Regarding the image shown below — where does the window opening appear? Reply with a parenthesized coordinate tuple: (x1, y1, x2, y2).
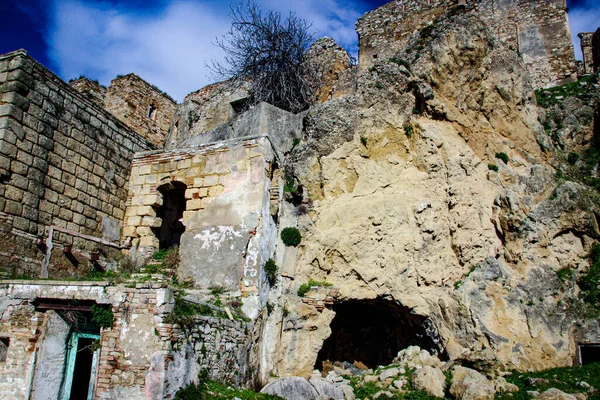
(0, 338, 9, 362)
(230, 98, 250, 115)
(156, 181, 187, 249)
(147, 104, 157, 120)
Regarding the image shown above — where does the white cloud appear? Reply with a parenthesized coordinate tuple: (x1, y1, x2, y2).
(568, 0, 600, 61)
(47, 0, 365, 102)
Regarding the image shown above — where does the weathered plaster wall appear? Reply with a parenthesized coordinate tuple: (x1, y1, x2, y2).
(356, 0, 577, 88)
(0, 281, 253, 399)
(123, 137, 279, 305)
(104, 74, 177, 148)
(0, 50, 155, 278)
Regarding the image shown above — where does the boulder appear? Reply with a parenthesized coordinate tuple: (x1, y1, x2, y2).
(395, 346, 443, 368)
(494, 377, 519, 393)
(261, 377, 319, 400)
(450, 366, 495, 400)
(536, 388, 578, 400)
(412, 366, 447, 398)
(309, 376, 345, 400)
(379, 367, 400, 381)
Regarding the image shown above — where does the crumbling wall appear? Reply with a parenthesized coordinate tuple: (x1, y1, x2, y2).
(356, 0, 576, 88)
(0, 50, 154, 278)
(123, 137, 279, 303)
(104, 73, 177, 148)
(69, 77, 107, 108)
(0, 281, 253, 399)
(164, 81, 249, 149)
(593, 28, 600, 74)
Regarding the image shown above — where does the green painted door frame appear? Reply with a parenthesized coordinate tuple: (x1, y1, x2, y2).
(60, 332, 101, 400)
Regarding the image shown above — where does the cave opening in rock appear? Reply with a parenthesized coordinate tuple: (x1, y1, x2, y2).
(156, 181, 187, 249)
(579, 344, 600, 365)
(315, 298, 443, 370)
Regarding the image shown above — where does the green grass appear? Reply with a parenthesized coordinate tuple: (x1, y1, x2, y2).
(495, 152, 509, 164)
(495, 363, 600, 400)
(404, 123, 414, 138)
(175, 372, 283, 400)
(535, 75, 597, 108)
(297, 279, 332, 297)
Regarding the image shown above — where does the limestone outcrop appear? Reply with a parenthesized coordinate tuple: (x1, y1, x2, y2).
(260, 8, 600, 380)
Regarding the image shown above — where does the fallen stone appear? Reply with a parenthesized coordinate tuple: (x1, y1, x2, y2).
(339, 384, 356, 400)
(260, 377, 319, 400)
(412, 366, 447, 398)
(364, 375, 378, 383)
(450, 366, 495, 400)
(379, 367, 400, 381)
(309, 376, 345, 400)
(536, 388, 578, 400)
(494, 377, 519, 393)
(393, 378, 408, 390)
(374, 391, 394, 399)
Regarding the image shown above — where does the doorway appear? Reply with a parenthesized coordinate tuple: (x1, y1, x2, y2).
(156, 181, 187, 249)
(60, 332, 100, 400)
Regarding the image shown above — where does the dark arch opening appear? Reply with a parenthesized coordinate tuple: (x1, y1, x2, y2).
(315, 298, 444, 370)
(156, 181, 187, 249)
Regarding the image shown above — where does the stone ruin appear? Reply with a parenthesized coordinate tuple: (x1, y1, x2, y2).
(356, 0, 577, 88)
(0, 1, 598, 399)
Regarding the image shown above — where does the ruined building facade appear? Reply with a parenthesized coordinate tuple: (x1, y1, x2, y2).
(356, 0, 577, 88)
(0, 1, 598, 399)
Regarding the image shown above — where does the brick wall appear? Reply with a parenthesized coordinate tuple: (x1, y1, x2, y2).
(0, 50, 155, 277)
(104, 74, 177, 148)
(0, 281, 254, 399)
(356, 0, 577, 88)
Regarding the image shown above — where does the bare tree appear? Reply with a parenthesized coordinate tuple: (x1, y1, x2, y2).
(210, 1, 316, 113)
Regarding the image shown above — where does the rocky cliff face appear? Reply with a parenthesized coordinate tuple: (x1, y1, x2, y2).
(260, 10, 600, 381)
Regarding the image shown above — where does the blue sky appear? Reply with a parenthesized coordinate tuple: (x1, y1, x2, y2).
(1, 0, 598, 102)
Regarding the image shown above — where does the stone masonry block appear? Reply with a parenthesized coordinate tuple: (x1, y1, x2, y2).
(193, 178, 204, 187)
(186, 199, 203, 211)
(122, 226, 138, 237)
(127, 216, 142, 226)
(143, 194, 162, 207)
(141, 216, 162, 228)
(139, 235, 159, 248)
(0, 104, 23, 121)
(177, 159, 192, 169)
(136, 206, 155, 217)
(136, 226, 154, 237)
(204, 175, 218, 186)
(185, 188, 199, 199)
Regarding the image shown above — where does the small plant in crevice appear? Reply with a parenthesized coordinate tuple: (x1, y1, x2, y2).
(91, 304, 114, 329)
(360, 136, 368, 147)
(265, 302, 274, 314)
(164, 292, 215, 338)
(578, 242, 600, 316)
(283, 175, 297, 193)
(264, 258, 278, 286)
(297, 279, 332, 297)
(291, 138, 301, 149)
(209, 286, 225, 296)
(495, 152, 509, 164)
(556, 267, 574, 282)
(488, 163, 499, 172)
(403, 123, 414, 138)
(280, 227, 301, 247)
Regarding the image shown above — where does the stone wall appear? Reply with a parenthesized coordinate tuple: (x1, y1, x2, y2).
(123, 137, 279, 306)
(69, 77, 107, 108)
(104, 74, 177, 148)
(0, 50, 155, 278)
(593, 28, 600, 74)
(0, 281, 253, 399)
(356, 0, 577, 88)
(164, 81, 249, 149)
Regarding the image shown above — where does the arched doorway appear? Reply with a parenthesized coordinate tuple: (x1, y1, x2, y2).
(155, 181, 187, 249)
